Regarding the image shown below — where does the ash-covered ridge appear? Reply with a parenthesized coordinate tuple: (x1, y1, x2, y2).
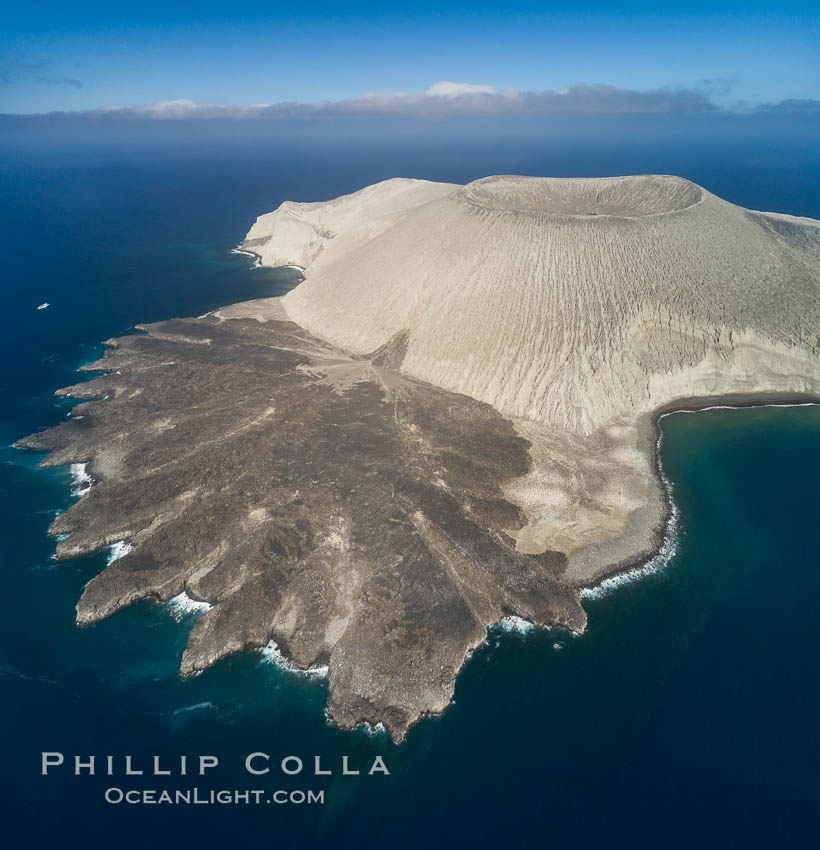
(19, 174, 820, 738)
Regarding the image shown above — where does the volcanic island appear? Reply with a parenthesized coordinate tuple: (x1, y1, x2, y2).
(18, 175, 820, 739)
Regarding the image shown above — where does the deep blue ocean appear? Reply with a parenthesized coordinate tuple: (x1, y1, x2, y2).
(1, 127, 819, 848)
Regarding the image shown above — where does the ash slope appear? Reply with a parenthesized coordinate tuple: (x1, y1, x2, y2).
(18, 174, 820, 738)
(263, 175, 820, 432)
(243, 175, 820, 583)
(18, 314, 583, 739)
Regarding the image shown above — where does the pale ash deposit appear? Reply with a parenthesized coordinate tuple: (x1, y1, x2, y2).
(244, 175, 820, 582)
(19, 175, 820, 739)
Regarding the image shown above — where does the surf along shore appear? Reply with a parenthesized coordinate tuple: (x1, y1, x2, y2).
(17, 175, 820, 738)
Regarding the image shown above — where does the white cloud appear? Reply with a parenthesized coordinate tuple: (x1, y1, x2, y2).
(425, 81, 498, 97)
(95, 98, 275, 118)
(98, 98, 202, 116)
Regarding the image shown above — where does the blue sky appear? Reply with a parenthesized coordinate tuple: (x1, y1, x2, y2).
(1, 1, 818, 114)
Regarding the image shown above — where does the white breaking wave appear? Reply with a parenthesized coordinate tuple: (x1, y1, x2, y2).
(69, 463, 93, 497)
(260, 641, 328, 678)
(487, 615, 574, 647)
(359, 720, 388, 737)
(581, 536, 677, 599)
(496, 615, 536, 635)
(166, 592, 213, 622)
(581, 419, 681, 600)
(106, 541, 133, 563)
(231, 246, 305, 272)
(673, 401, 818, 414)
(579, 400, 819, 600)
(321, 710, 386, 736)
(231, 246, 261, 268)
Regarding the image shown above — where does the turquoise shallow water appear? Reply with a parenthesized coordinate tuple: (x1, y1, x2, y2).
(1, 140, 819, 848)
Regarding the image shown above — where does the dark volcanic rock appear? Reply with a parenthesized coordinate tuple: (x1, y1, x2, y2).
(17, 312, 585, 739)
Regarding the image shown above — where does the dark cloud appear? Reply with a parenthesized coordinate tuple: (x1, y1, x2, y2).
(695, 77, 739, 98)
(755, 98, 820, 115)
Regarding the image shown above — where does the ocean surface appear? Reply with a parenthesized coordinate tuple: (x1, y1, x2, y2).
(1, 132, 819, 848)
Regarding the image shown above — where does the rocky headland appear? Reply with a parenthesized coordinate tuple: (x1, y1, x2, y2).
(18, 174, 820, 738)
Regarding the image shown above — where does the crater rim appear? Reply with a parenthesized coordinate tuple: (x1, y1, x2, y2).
(458, 174, 705, 219)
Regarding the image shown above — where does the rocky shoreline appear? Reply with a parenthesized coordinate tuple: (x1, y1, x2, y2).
(17, 312, 587, 739)
(17, 174, 820, 739)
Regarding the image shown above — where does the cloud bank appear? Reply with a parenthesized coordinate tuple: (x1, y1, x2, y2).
(91, 82, 718, 119)
(755, 98, 820, 115)
(6, 81, 818, 120)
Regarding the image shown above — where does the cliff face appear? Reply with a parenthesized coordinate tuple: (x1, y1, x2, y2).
(18, 175, 820, 739)
(242, 177, 458, 270)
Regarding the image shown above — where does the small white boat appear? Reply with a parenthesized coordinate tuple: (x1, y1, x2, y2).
(37, 302, 50, 310)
